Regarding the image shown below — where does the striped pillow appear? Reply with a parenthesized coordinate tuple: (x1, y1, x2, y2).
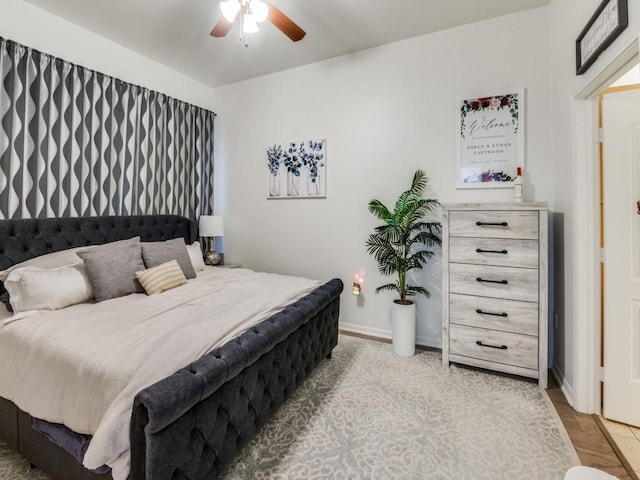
(136, 260, 187, 295)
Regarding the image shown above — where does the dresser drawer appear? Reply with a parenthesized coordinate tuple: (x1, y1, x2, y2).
(449, 210, 539, 239)
(449, 293, 538, 336)
(449, 237, 538, 268)
(449, 324, 538, 371)
(449, 263, 538, 302)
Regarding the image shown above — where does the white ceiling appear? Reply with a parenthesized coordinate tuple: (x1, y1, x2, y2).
(25, 0, 551, 88)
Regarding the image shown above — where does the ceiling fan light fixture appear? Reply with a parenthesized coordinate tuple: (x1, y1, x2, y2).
(210, 0, 305, 43)
(249, 0, 269, 23)
(242, 13, 259, 33)
(220, 0, 240, 22)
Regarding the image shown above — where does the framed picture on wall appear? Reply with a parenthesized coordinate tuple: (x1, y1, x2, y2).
(576, 0, 628, 75)
(267, 139, 327, 199)
(455, 87, 525, 189)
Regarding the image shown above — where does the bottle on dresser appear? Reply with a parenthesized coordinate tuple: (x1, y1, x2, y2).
(513, 166, 524, 202)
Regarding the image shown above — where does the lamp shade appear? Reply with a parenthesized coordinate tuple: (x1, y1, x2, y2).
(250, 0, 269, 22)
(242, 13, 259, 33)
(220, 0, 240, 22)
(199, 215, 224, 237)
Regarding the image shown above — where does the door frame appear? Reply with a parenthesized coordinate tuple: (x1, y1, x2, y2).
(572, 40, 639, 414)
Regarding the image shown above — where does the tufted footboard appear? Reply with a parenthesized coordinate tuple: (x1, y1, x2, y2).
(130, 278, 343, 480)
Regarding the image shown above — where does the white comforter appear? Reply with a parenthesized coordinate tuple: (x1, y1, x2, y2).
(0, 267, 321, 479)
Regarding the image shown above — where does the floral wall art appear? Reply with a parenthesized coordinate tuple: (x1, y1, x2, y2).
(267, 139, 326, 199)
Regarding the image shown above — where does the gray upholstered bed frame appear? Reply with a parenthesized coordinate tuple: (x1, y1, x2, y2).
(0, 215, 343, 480)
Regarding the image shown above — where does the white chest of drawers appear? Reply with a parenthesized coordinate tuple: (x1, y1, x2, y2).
(441, 203, 548, 387)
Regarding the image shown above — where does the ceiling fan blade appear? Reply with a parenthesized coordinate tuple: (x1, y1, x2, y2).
(210, 16, 234, 37)
(265, 2, 306, 42)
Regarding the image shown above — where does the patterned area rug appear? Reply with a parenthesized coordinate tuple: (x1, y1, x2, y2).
(223, 335, 579, 479)
(0, 335, 578, 480)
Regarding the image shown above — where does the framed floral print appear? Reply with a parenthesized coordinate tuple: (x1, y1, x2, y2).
(456, 88, 525, 189)
(267, 139, 326, 199)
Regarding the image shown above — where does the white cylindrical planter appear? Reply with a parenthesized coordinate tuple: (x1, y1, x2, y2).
(391, 301, 416, 357)
(564, 467, 618, 480)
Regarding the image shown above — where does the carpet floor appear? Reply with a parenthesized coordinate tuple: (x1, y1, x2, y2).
(0, 335, 579, 480)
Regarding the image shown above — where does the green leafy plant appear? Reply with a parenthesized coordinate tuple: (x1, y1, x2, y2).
(366, 170, 442, 305)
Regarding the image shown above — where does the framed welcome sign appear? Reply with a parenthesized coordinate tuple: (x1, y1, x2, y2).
(455, 88, 525, 189)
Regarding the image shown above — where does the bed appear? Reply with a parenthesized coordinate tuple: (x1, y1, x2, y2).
(0, 214, 343, 480)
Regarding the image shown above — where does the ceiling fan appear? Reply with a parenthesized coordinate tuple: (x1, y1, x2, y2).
(210, 0, 306, 42)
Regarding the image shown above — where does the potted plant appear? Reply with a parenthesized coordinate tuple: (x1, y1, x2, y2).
(366, 170, 441, 357)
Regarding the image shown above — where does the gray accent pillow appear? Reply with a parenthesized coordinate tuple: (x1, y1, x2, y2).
(140, 238, 196, 279)
(77, 237, 146, 302)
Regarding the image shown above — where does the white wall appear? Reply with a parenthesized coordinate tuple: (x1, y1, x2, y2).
(0, 0, 216, 111)
(215, 8, 553, 347)
(548, 0, 640, 408)
(612, 64, 640, 86)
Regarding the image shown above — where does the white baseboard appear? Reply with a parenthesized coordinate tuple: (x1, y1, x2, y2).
(415, 335, 437, 348)
(552, 364, 575, 408)
(339, 322, 391, 340)
(338, 322, 438, 349)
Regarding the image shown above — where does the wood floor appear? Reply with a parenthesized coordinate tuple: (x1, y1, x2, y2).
(340, 331, 637, 479)
(547, 375, 638, 480)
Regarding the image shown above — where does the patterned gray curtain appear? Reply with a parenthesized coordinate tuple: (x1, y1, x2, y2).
(0, 37, 215, 220)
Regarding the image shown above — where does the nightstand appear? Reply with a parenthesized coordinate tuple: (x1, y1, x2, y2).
(217, 263, 241, 269)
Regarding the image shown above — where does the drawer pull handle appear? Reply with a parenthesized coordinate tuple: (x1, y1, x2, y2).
(476, 277, 508, 285)
(475, 221, 508, 227)
(476, 248, 508, 254)
(476, 340, 508, 350)
(476, 309, 508, 317)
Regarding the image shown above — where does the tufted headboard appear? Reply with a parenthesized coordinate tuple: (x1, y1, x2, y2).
(0, 215, 198, 275)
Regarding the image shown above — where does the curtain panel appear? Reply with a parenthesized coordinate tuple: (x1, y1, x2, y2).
(0, 37, 215, 220)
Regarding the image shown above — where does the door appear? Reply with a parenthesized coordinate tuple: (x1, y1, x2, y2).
(602, 85, 640, 427)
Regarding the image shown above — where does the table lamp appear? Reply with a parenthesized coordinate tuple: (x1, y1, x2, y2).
(198, 215, 224, 266)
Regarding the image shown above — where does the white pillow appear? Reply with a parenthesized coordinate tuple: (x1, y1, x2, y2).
(4, 264, 94, 314)
(0, 246, 85, 282)
(187, 242, 206, 272)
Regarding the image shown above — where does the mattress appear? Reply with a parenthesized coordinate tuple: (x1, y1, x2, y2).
(0, 267, 321, 480)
